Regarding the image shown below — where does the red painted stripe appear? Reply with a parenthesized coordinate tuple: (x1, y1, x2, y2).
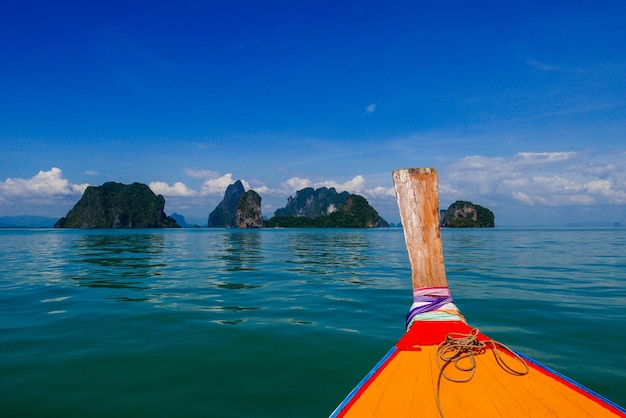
(397, 320, 485, 348)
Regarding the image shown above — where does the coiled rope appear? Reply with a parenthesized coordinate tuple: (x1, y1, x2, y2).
(435, 328, 529, 418)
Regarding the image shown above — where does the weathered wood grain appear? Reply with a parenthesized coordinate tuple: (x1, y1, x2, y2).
(392, 168, 448, 289)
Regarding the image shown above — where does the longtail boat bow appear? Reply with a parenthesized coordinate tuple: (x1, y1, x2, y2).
(330, 168, 626, 418)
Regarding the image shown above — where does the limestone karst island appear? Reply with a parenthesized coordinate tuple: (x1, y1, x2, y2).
(54, 182, 179, 228)
(441, 200, 495, 228)
(208, 180, 389, 228)
(54, 179, 494, 228)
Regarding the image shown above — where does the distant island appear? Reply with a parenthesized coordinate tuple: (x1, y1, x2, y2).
(266, 186, 388, 228)
(207, 182, 388, 228)
(54, 182, 179, 228)
(207, 180, 263, 228)
(45, 179, 388, 229)
(265, 192, 388, 228)
(0, 216, 58, 228)
(1, 179, 525, 230)
(441, 200, 495, 228)
(7, 182, 626, 228)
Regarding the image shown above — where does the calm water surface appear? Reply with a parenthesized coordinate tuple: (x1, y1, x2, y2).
(1, 228, 625, 417)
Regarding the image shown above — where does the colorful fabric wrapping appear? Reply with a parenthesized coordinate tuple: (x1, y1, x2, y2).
(406, 286, 464, 328)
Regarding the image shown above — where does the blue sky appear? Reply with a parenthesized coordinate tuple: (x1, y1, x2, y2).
(1, 1, 625, 226)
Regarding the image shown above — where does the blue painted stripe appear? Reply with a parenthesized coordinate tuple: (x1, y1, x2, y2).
(328, 346, 398, 418)
(515, 350, 626, 415)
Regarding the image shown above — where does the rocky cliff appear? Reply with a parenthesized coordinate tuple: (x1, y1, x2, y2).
(54, 182, 179, 228)
(237, 190, 263, 228)
(208, 181, 264, 228)
(207, 180, 245, 227)
(331, 194, 389, 228)
(266, 188, 388, 228)
(274, 187, 350, 218)
(441, 200, 494, 228)
(170, 212, 189, 227)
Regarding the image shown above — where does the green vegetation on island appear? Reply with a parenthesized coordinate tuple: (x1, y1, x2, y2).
(55, 182, 179, 228)
(274, 187, 351, 218)
(441, 200, 495, 228)
(265, 194, 388, 228)
(49, 178, 494, 230)
(208, 182, 388, 228)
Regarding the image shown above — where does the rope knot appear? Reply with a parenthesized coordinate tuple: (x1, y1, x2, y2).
(435, 328, 529, 418)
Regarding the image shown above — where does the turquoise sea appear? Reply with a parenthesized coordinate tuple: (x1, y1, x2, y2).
(1, 227, 625, 417)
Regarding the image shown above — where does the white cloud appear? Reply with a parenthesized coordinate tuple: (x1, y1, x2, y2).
(442, 151, 626, 207)
(149, 181, 197, 197)
(315, 175, 366, 193)
(282, 177, 313, 193)
(277, 175, 394, 200)
(516, 151, 576, 164)
(365, 186, 396, 198)
(279, 175, 382, 195)
(200, 173, 250, 195)
(5, 154, 622, 223)
(0, 167, 88, 198)
(184, 168, 220, 179)
(151, 173, 262, 199)
(150, 171, 254, 198)
(0, 168, 90, 216)
(251, 185, 270, 194)
(262, 174, 395, 216)
(512, 191, 535, 205)
(365, 103, 376, 114)
(526, 59, 560, 72)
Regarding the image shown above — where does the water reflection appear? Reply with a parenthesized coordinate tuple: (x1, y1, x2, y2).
(283, 231, 371, 281)
(62, 230, 270, 323)
(71, 232, 166, 290)
(442, 229, 498, 273)
(216, 283, 262, 290)
(215, 230, 262, 271)
(12, 229, 399, 325)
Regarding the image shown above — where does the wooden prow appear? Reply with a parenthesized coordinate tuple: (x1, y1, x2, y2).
(392, 168, 448, 289)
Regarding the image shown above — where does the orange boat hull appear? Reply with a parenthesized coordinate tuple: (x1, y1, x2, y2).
(331, 321, 626, 418)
